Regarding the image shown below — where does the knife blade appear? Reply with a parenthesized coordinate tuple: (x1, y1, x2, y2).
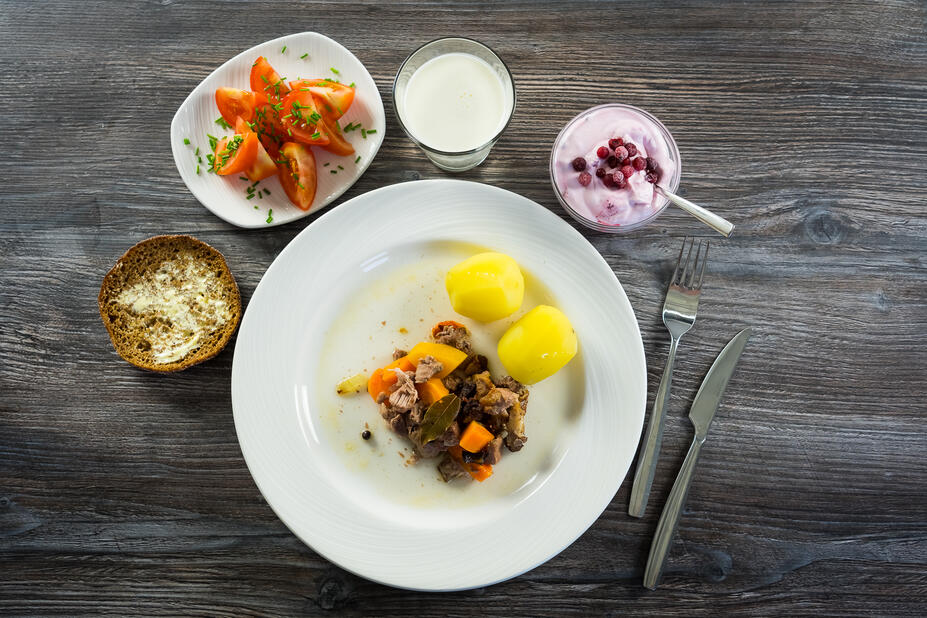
(643, 327, 752, 590)
(688, 327, 752, 439)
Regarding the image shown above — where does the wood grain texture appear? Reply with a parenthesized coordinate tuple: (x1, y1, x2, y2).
(1, 0, 926, 614)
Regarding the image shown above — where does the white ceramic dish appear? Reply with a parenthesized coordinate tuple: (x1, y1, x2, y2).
(170, 32, 385, 229)
(231, 179, 646, 590)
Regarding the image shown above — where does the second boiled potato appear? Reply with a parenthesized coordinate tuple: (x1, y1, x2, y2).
(446, 252, 525, 322)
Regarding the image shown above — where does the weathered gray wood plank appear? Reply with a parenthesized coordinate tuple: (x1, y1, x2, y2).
(1, 0, 926, 615)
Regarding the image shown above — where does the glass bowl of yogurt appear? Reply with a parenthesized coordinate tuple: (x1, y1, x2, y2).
(550, 104, 681, 233)
(393, 37, 516, 172)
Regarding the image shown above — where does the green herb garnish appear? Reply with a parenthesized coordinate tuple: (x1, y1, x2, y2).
(266, 209, 273, 224)
(183, 138, 190, 145)
(215, 116, 232, 130)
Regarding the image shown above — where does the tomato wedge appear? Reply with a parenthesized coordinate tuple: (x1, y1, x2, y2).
(317, 113, 355, 156)
(235, 118, 277, 181)
(251, 103, 286, 158)
(212, 131, 258, 176)
(279, 90, 330, 146)
(215, 88, 267, 125)
(250, 56, 291, 101)
(277, 142, 317, 211)
(289, 79, 355, 119)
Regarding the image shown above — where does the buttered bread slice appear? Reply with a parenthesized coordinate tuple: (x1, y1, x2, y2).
(99, 235, 242, 372)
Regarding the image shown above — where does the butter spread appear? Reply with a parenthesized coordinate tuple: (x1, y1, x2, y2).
(116, 255, 232, 364)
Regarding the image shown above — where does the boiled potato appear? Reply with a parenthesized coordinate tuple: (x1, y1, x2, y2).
(497, 305, 577, 384)
(445, 252, 524, 322)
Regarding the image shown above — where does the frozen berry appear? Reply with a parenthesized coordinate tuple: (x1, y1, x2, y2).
(620, 158, 630, 167)
(578, 171, 592, 186)
(620, 165, 635, 178)
(596, 146, 609, 158)
(632, 157, 647, 171)
(612, 171, 627, 188)
(602, 174, 615, 187)
(571, 157, 587, 171)
(606, 155, 619, 168)
(608, 137, 623, 149)
(625, 143, 638, 157)
(645, 171, 660, 184)
(645, 156, 657, 171)
(613, 146, 628, 161)
(595, 167, 606, 178)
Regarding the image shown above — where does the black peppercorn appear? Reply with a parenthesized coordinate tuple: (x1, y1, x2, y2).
(361, 430, 371, 440)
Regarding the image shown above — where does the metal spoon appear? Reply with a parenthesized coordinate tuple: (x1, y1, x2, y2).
(655, 185, 734, 237)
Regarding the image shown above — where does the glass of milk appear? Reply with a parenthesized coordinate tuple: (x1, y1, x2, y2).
(393, 38, 516, 171)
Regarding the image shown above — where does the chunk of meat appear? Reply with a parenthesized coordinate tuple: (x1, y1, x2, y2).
(504, 400, 527, 452)
(442, 373, 462, 392)
(479, 387, 518, 416)
(441, 421, 461, 447)
(496, 375, 526, 395)
(387, 368, 418, 411)
(408, 400, 427, 425)
(392, 348, 408, 361)
(472, 371, 495, 399)
(482, 436, 504, 465)
(433, 323, 472, 353)
(460, 354, 488, 376)
(414, 355, 444, 383)
(408, 428, 445, 458)
(388, 413, 407, 435)
(437, 453, 469, 482)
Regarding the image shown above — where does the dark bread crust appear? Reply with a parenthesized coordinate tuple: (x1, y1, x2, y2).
(98, 235, 242, 372)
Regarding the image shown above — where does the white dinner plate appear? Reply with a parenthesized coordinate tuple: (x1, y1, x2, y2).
(171, 32, 385, 229)
(231, 179, 646, 590)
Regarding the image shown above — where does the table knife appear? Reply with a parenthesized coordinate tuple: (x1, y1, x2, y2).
(643, 327, 752, 590)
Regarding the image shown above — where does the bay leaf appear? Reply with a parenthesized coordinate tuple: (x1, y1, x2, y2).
(419, 394, 461, 444)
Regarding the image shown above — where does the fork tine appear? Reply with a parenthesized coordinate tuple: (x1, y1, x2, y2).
(678, 237, 694, 286)
(687, 240, 703, 288)
(696, 240, 709, 289)
(670, 237, 687, 284)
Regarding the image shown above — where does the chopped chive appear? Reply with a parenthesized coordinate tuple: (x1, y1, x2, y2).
(337, 165, 344, 170)
(301, 53, 308, 59)
(311, 132, 321, 139)
(183, 138, 191, 145)
(361, 128, 367, 138)
(323, 162, 330, 167)
(196, 164, 200, 174)
(215, 117, 232, 130)
(266, 209, 273, 224)
(349, 82, 356, 88)
(247, 193, 255, 200)
(261, 74, 269, 83)
(281, 45, 287, 53)
(207, 134, 219, 150)
(258, 191, 263, 199)
(263, 189, 271, 196)
(239, 176, 248, 181)
(354, 155, 361, 163)
(330, 170, 337, 174)
(330, 67, 340, 75)
(194, 147, 200, 155)
(254, 205, 259, 209)
(366, 129, 377, 135)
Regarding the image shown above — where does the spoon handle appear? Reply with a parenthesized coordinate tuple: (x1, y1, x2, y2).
(656, 186, 735, 237)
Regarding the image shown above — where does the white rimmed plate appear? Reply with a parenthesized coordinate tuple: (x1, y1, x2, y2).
(171, 32, 385, 229)
(231, 179, 646, 590)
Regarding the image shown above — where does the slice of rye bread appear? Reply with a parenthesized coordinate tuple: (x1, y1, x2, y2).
(98, 235, 242, 372)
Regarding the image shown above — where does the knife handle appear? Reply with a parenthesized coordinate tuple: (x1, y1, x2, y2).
(628, 336, 679, 518)
(643, 435, 704, 590)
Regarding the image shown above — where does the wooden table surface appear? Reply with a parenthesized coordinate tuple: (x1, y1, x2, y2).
(2, 0, 926, 615)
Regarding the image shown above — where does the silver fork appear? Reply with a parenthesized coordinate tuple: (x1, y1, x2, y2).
(628, 237, 708, 518)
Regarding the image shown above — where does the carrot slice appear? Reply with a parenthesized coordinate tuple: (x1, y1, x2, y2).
(459, 421, 494, 453)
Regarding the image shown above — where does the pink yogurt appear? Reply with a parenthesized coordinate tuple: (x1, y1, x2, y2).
(551, 104, 680, 231)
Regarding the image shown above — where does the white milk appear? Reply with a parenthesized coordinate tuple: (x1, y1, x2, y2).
(402, 53, 508, 152)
